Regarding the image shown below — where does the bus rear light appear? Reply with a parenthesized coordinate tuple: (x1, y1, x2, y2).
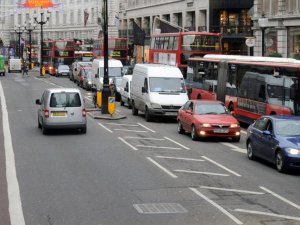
(44, 109, 49, 118)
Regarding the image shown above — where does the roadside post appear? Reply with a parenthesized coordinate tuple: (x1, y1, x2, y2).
(97, 91, 102, 107)
(108, 96, 116, 116)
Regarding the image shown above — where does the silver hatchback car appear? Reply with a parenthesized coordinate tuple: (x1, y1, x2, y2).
(36, 88, 87, 134)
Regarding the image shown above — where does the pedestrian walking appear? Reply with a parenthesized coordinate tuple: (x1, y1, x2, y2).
(22, 61, 29, 77)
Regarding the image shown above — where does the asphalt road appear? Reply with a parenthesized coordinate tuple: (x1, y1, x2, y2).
(0, 71, 300, 225)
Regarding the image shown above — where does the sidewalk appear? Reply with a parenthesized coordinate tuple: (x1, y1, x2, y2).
(87, 108, 126, 120)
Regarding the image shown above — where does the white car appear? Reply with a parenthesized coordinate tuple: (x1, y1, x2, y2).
(56, 65, 70, 77)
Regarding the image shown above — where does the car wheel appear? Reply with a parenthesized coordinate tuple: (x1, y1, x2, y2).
(81, 127, 87, 134)
(191, 125, 198, 141)
(232, 136, 240, 142)
(42, 124, 48, 135)
(132, 101, 138, 116)
(247, 141, 255, 160)
(120, 99, 124, 106)
(276, 151, 287, 173)
(127, 99, 132, 109)
(145, 107, 152, 122)
(38, 118, 42, 129)
(177, 120, 185, 134)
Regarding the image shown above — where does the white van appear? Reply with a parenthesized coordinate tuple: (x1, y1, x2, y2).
(8, 58, 22, 73)
(120, 75, 132, 108)
(91, 58, 123, 91)
(131, 64, 189, 121)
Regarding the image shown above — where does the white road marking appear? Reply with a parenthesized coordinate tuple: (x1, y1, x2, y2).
(221, 142, 246, 154)
(190, 188, 243, 225)
(98, 122, 113, 133)
(105, 123, 139, 127)
(33, 77, 63, 88)
(174, 170, 229, 177)
(156, 156, 205, 162)
(241, 130, 247, 134)
(118, 137, 138, 151)
(136, 145, 182, 150)
(200, 186, 264, 195)
(137, 123, 156, 133)
(234, 209, 300, 221)
(147, 157, 178, 178)
(202, 156, 241, 177)
(114, 129, 148, 133)
(123, 137, 165, 141)
(164, 136, 190, 150)
(259, 186, 300, 210)
(0, 81, 26, 225)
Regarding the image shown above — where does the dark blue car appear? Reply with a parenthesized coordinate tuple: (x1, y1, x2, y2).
(246, 115, 300, 172)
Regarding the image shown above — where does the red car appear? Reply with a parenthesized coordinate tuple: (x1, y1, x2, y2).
(177, 100, 241, 141)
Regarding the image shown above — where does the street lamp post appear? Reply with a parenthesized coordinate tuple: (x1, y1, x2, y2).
(101, 0, 110, 114)
(33, 10, 50, 76)
(24, 20, 36, 70)
(14, 25, 24, 59)
(258, 15, 268, 57)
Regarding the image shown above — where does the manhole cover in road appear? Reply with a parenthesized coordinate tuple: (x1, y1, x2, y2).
(133, 203, 188, 214)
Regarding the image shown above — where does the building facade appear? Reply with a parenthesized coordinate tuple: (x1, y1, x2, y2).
(253, 0, 300, 58)
(0, 0, 119, 59)
(118, 0, 253, 55)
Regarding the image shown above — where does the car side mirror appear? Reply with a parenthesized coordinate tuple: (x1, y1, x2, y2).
(124, 87, 128, 92)
(74, 68, 77, 71)
(35, 99, 41, 105)
(263, 130, 271, 135)
(95, 74, 99, 78)
(230, 111, 236, 116)
(142, 87, 147, 93)
(186, 109, 192, 114)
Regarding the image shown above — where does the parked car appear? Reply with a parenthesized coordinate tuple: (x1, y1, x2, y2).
(56, 65, 70, 77)
(81, 68, 93, 91)
(35, 88, 87, 134)
(120, 75, 132, 108)
(246, 115, 300, 172)
(177, 100, 240, 141)
(111, 76, 123, 101)
(73, 61, 92, 84)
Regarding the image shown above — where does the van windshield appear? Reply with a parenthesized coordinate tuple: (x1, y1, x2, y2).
(50, 92, 81, 108)
(149, 78, 186, 93)
(99, 67, 122, 77)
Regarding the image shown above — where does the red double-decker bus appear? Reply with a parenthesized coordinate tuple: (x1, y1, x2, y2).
(187, 55, 300, 124)
(92, 37, 129, 65)
(149, 31, 222, 77)
(42, 40, 75, 75)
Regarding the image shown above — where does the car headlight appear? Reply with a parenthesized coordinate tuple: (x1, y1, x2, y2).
(230, 124, 240, 128)
(200, 123, 211, 128)
(286, 148, 300, 155)
(88, 81, 92, 84)
(150, 103, 161, 109)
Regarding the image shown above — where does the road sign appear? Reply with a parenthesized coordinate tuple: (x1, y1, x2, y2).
(108, 96, 116, 115)
(245, 37, 256, 47)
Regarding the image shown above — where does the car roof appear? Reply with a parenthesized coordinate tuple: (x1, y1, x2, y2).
(46, 88, 81, 93)
(263, 115, 300, 121)
(191, 100, 223, 105)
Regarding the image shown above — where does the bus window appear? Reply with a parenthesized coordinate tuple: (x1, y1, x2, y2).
(168, 37, 174, 50)
(173, 37, 178, 50)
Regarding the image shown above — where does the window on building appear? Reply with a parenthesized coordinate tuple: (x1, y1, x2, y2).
(287, 0, 297, 13)
(18, 14, 21, 25)
(70, 10, 74, 25)
(78, 9, 82, 25)
(63, 13, 67, 25)
(56, 11, 59, 25)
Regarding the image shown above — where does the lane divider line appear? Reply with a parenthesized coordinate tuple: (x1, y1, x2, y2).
(0, 81, 26, 225)
(123, 137, 165, 141)
(137, 123, 156, 133)
(259, 186, 300, 210)
(118, 137, 138, 151)
(221, 142, 246, 154)
(156, 156, 205, 162)
(164, 136, 190, 150)
(98, 122, 113, 133)
(190, 188, 243, 225)
(234, 209, 300, 221)
(136, 145, 182, 150)
(200, 186, 265, 195)
(174, 170, 229, 177)
(147, 157, 178, 178)
(105, 123, 139, 127)
(202, 156, 241, 177)
(114, 129, 148, 133)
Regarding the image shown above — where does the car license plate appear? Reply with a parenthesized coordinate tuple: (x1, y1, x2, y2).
(214, 128, 229, 133)
(51, 111, 66, 117)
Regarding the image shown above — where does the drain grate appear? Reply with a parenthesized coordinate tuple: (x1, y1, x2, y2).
(133, 203, 188, 214)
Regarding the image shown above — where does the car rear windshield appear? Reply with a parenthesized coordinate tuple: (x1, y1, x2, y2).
(50, 92, 81, 108)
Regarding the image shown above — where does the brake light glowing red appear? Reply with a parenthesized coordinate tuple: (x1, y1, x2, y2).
(82, 108, 86, 117)
(44, 109, 49, 118)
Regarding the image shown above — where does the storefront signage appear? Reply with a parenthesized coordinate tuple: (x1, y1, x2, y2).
(19, 0, 58, 8)
(245, 37, 256, 47)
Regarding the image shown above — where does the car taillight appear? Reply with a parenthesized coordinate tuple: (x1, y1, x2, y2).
(44, 109, 49, 118)
(82, 108, 86, 117)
